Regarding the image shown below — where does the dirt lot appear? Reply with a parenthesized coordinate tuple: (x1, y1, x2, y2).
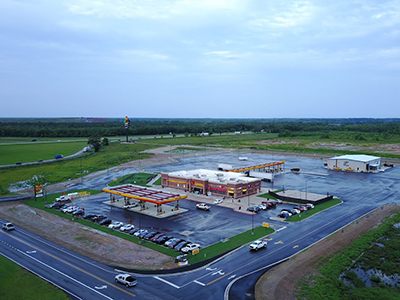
(3, 146, 400, 298)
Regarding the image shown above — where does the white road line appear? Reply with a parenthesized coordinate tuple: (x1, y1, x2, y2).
(276, 226, 287, 232)
(16, 248, 113, 299)
(194, 280, 206, 286)
(153, 276, 181, 289)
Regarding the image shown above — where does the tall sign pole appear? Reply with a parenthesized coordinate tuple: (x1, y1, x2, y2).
(124, 116, 130, 142)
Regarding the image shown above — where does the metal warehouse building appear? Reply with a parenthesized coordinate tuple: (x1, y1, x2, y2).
(161, 169, 262, 199)
(327, 154, 382, 173)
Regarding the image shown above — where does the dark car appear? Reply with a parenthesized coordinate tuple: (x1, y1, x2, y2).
(49, 202, 65, 209)
(144, 231, 158, 240)
(83, 214, 97, 220)
(128, 228, 140, 235)
(92, 215, 107, 222)
(99, 218, 112, 226)
(156, 235, 173, 244)
(37, 159, 43, 162)
(247, 206, 260, 213)
(72, 209, 85, 216)
(15, 162, 21, 165)
(151, 233, 164, 242)
(174, 240, 189, 252)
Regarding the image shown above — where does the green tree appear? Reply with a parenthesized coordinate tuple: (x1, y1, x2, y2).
(102, 137, 109, 146)
(88, 136, 101, 152)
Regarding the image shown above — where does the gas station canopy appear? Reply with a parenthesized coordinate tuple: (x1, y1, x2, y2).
(102, 184, 187, 205)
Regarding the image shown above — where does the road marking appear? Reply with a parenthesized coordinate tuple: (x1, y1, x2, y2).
(276, 226, 287, 232)
(274, 241, 284, 244)
(293, 245, 299, 248)
(228, 275, 236, 280)
(95, 285, 108, 289)
(7, 234, 136, 298)
(194, 280, 206, 286)
(206, 267, 217, 271)
(212, 270, 225, 276)
(26, 250, 37, 254)
(153, 276, 180, 289)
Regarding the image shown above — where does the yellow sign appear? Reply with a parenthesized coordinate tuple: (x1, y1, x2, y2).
(262, 222, 269, 228)
(192, 248, 200, 255)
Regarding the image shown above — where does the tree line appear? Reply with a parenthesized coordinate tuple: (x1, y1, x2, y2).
(0, 118, 399, 138)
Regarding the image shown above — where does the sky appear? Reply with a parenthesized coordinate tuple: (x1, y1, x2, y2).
(1, 0, 399, 119)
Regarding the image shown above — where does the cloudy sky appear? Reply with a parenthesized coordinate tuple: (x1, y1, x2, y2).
(1, 0, 399, 118)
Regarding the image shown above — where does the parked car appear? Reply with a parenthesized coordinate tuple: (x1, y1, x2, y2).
(144, 231, 158, 240)
(174, 240, 189, 252)
(120, 224, 135, 232)
(213, 199, 223, 204)
(49, 202, 65, 209)
(92, 215, 107, 223)
(196, 203, 210, 211)
(115, 274, 137, 287)
(72, 209, 85, 216)
(156, 235, 173, 244)
(165, 237, 181, 249)
(2, 222, 15, 231)
(247, 206, 260, 213)
(99, 218, 112, 226)
(62, 206, 79, 214)
(278, 211, 292, 218)
(181, 243, 200, 253)
(306, 203, 314, 209)
(290, 208, 301, 215)
(134, 229, 148, 237)
(150, 233, 165, 242)
(294, 205, 307, 212)
(109, 221, 124, 229)
(262, 201, 277, 209)
(249, 240, 267, 251)
(128, 228, 140, 235)
(83, 214, 97, 220)
(56, 195, 70, 202)
(258, 204, 268, 210)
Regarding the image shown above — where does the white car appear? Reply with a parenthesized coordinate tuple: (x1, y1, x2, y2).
(196, 203, 210, 211)
(115, 274, 137, 287)
(181, 243, 201, 253)
(120, 224, 134, 232)
(214, 199, 223, 204)
(108, 221, 123, 229)
(61, 206, 79, 213)
(2, 222, 15, 231)
(56, 195, 70, 202)
(306, 203, 314, 209)
(249, 240, 267, 251)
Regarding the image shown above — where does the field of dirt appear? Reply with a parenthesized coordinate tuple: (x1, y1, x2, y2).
(3, 145, 400, 298)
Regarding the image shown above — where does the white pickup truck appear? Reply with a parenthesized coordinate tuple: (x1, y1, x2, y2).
(249, 240, 267, 251)
(196, 203, 211, 211)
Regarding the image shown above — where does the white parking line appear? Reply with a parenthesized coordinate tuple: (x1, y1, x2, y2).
(194, 280, 206, 286)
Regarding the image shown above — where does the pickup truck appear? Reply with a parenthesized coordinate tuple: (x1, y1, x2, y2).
(249, 240, 267, 251)
(196, 203, 211, 211)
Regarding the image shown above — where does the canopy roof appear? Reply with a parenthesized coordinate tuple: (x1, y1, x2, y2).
(103, 184, 187, 205)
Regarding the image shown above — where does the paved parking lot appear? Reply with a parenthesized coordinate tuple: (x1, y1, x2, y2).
(68, 152, 400, 248)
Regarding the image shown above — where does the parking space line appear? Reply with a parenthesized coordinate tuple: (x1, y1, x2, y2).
(153, 276, 180, 289)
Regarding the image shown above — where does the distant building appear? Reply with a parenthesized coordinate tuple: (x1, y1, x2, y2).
(327, 154, 382, 172)
(161, 169, 261, 199)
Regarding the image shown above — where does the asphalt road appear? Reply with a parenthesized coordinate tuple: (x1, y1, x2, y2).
(1, 152, 400, 299)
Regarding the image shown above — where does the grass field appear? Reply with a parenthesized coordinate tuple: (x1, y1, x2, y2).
(0, 143, 156, 195)
(0, 141, 87, 165)
(0, 255, 69, 300)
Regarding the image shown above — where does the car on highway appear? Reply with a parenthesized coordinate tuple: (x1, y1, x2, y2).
(249, 240, 267, 251)
(196, 203, 210, 211)
(108, 221, 123, 229)
(2, 222, 15, 231)
(115, 274, 137, 287)
(120, 224, 134, 232)
(181, 243, 200, 253)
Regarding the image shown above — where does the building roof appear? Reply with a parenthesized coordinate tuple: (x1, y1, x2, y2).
(166, 169, 260, 184)
(328, 154, 381, 163)
(102, 184, 187, 204)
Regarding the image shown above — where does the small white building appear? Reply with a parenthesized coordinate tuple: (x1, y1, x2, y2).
(327, 154, 382, 173)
